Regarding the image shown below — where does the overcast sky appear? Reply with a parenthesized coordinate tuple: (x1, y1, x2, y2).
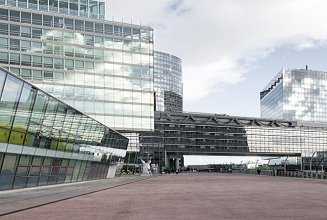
(107, 0, 327, 118)
(107, 0, 327, 164)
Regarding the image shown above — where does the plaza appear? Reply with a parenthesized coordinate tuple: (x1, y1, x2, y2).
(1, 173, 327, 219)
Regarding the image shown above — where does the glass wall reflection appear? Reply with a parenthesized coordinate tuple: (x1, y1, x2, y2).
(0, 68, 129, 190)
(0, 6, 154, 132)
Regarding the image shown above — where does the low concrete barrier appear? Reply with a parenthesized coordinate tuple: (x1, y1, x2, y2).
(238, 169, 327, 181)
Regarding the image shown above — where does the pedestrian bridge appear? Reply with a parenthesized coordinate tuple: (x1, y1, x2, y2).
(140, 111, 327, 168)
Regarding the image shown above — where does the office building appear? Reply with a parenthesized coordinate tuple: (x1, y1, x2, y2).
(139, 111, 327, 170)
(0, 67, 128, 190)
(261, 68, 327, 122)
(0, 0, 154, 130)
(0, 0, 154, 165)
(154, 51, 182, 112)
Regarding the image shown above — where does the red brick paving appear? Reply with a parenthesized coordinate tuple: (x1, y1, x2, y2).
(2, 173, 327, 220)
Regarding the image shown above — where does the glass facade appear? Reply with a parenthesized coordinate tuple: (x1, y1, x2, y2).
(0, 0, 105, 19)
(0, 68, 128, 190)
(154, 51, 182, 112)
(0, 5, 154, 132)
(139, 111, 327, 170)
(261, 68, 327, 122)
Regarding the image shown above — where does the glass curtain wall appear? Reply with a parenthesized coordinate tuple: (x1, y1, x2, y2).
(0, 0, 105, 19)
(0, 7, 154, 132)
(0, 68, 128, 190)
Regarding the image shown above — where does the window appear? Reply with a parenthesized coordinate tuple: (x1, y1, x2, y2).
(43, 15, 53, 27)
(0, 37, 8, 49)
(10, 24, 20, 36)
(10, 39, 20, 51)
(85, 21, 94, 32)
(75, 20, 84, 31)
(44, 71, 53, 80)
(32, 13, 42, 25)
(39, 0, 48, 10)
(10, 67, 20, 75)
(69, 0, 78, 14)
(54, 58, 63, 69)
(21, 26, 31, 38)
(65, 59, 74, 70)
(114, 26, 122, 36)
(75, 60, 84, 70)
(54, 16, 64, 28)
(59, 0, 69, 14)
(133, 28, 140, 39)
(64, 45, 74, 56)
(44, 57, 53, 68)
(10, 10, 20, 23)
(32, 41, 42, 49)
(80, 0, 87, 14)
(18, 0, 27, 8)
(32, 28, 42, 39)
(99, 2, 105, 17)
(64, 18, 74, 29)
(0, 23, 7, 35)
(89, 1, 98, 15)
(33, 70, 42, 79)
(21, 55, 31, 66)
(123, 27, 132, 38)
(21, 40, 31, 51)
(21, 12, 31, 23)
(33, 55, 42, 67)
(29, 0, 38, 9)
(49, 0, 58, 12)
(0, 9, 8, 21)
(10, 53, 20, 65)
(95, 36, 103, 45)
(54, 71, 64, 80)
(21, 69, 31, 78)
(105, 24, 113, 35)
(0, 51, 8, 64)
(95, 23, 103, 34)
(85, 35, 94, 46)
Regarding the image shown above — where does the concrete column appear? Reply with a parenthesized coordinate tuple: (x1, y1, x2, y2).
(107, 164, 117, 179)
(175, 158, 180, 170)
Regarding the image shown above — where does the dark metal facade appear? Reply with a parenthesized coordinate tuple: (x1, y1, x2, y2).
(164, 91, 183, 112)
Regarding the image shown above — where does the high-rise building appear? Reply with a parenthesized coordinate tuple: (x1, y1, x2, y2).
(0, 67, 128, 190)
(0, 0, 155, 163)
(0, 0, 154, 133)
(154, 51, 182, 112)
(261, 68, 327, 122)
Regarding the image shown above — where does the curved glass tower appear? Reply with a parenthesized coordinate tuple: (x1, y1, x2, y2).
(154, 51, 182, 112)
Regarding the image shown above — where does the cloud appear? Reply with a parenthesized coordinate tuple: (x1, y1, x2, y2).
(106, 0, 327, 102)
(184, 58, 246, 101)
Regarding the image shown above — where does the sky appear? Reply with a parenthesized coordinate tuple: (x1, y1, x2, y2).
(107, 0, 327, 164)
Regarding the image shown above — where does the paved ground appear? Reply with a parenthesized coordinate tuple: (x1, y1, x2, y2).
(0, 175, 152, 216)
(2, 173, 327, 220)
